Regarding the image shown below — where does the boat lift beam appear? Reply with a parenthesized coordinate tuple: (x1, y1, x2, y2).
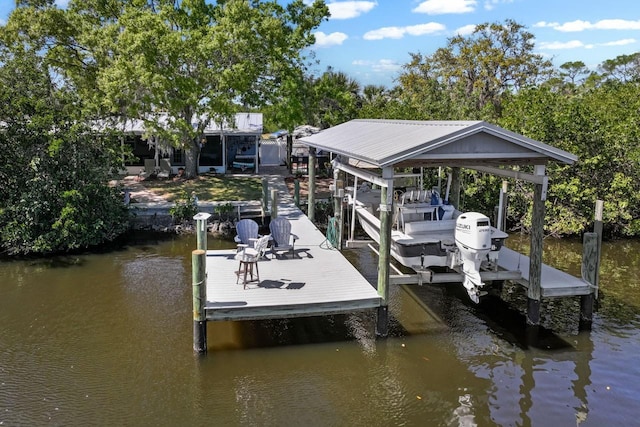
(390, 270, 523, 286)
(333, 158, 389, 188)
(470, 165, 548, 201)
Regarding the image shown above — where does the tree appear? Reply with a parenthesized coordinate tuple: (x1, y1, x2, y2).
(559, 61, 589, 86)
(311, 67, 362, 128)
(500, 81, 640, 237)
(400, 20, 553, 121)
(0, 47, 129, 255)
(599, 52, 640, 83)
(395, 53, 455, 120)
(6, 0, 329, 178)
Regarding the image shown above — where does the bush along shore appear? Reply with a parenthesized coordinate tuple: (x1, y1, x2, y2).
(127, 192, 263, 239)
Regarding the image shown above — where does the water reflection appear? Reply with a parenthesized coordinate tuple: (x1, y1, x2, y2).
(0, 233, 639, 425)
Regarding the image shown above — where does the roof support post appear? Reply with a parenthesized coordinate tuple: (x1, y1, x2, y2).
(254, 135, 259, 174)
(450, 167, 461, 209)
(527, 165, 545, 326)
(376, 167, 394, 337)
(308, 147, 317, 222)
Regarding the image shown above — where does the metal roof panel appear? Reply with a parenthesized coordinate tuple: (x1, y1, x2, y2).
(298, 119, 577, 166)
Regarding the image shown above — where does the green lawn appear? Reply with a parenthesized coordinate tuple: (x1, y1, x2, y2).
(140, 175, 262, 202)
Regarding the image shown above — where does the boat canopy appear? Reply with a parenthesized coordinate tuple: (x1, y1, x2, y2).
(297, 119, 577, 168)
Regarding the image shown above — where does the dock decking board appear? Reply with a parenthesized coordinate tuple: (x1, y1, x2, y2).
(201, 174, 592, 324)
(498, 247, 594, 297)
(204, 177, 381, 321)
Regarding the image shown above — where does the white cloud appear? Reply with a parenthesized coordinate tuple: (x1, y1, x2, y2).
(455, 24, 477, 36)
(328, 1, 377, 20)
(313, 31, 349, 48)
(372, 59, 402, 72)
(538, 40, 586, 50)
(533, 21, 559, 28)
(352, 59, 401, 72)
(413, 0, 476, 15)
(484, 0, 513, 11)
(537, 38, 637, 50)
(363, 22, 445, 40)
(600, 38, 637, 47)
(364, 26, 406, 40)
(405, 22, 446, 36)
(538, 19, 640, 32)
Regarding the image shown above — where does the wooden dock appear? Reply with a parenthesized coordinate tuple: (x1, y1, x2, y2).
(497, 247, 594, 297)
(203, 177, 381, 322)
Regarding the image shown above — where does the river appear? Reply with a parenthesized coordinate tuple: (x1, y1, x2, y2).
(1, 232, 639, 426)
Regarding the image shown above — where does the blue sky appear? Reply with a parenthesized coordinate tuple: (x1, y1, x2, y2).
(1, 0, 639, 88)
(306, 0, 640, 87)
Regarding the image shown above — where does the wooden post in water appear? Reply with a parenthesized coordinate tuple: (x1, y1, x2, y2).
(349, 176, 358, 242)
(271, 189, 278, 220)
(376, 167, 394, 337)
(193, 213, 211, 251)
(450, 167, 461, 209)
(308, 147, 317, 222)
(262, 178, 269, 219)
(286, 134, 293, 173)
(192, 249, 207, 354)
(497, 181, 508, 231)
(527, 166, 546, 326)
(580, 200, 603, 330)
(294, 179, 300, 207)
(336, 178, 344, 250)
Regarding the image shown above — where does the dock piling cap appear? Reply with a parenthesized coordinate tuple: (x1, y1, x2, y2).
(193, 212, 212, 221)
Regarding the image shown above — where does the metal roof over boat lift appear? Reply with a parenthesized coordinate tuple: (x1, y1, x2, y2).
(297, 119, 577, 168)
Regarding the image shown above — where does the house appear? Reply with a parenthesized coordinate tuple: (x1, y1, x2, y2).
(119, 113, 263, 175)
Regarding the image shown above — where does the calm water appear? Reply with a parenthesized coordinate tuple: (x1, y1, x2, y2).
(1, 232, 639, 426)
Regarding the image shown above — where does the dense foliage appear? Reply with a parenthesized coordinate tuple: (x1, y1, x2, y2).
(265, 21, 639, 238)
(2, 7, 639, 242)
(0, 48, 129, 255)
(4, 0, 329, 178)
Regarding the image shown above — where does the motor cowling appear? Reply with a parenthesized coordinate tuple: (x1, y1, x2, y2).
(454, 212, 492, 303)
(454, 212, 492, 254)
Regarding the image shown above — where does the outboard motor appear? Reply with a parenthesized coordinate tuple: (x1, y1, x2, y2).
(454, 212, 492, 303)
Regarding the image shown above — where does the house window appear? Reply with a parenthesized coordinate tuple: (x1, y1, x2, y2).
(172, 149, 185, 166)
(200, 135, 223, 166)
(123, 135, 155, 166)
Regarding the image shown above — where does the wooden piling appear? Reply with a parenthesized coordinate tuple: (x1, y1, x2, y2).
(580, 200, 603, 329)
(334, 178, 344, 250)
(271, 189, 278, 220)
(376, 168, 394, 337)
(286, 134, 293, 173)
(193, 213, 211, 252)
(294, 179, 300, 207)
(308, 147, 317, 222)
(450, 167, 461, 209)
(192, 249, 207, 354)
(262, 178, 269, 218)
(527, 167, 545, 326)
(497, 180, 508, 231)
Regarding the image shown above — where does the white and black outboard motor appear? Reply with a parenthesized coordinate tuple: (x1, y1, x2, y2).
(454, 212, 492, 303)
